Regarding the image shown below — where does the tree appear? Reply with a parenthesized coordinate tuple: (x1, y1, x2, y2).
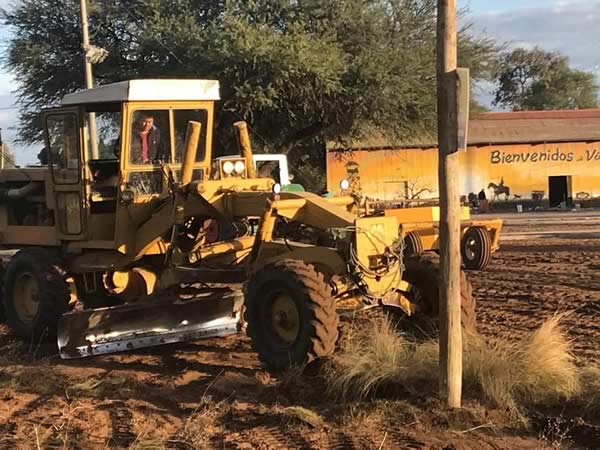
(2, 0, 497, 162)
(493, 47, 599, 111)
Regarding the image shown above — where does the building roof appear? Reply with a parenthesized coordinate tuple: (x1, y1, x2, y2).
(469, 109, 600, 145)
(61, 79, 220, 105)
(328, 109, 600, 151)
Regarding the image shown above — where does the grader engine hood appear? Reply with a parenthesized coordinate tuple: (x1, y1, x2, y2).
(351, 216, 404, 300)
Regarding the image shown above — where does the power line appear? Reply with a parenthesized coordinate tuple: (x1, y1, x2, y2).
(0, 106, 19, 111)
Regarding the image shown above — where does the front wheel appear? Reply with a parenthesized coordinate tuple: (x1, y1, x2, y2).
(244, 259, 339, 371)
(3, 248, 70, 339)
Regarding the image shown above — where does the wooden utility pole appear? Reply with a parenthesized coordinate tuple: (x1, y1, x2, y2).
(0, 128, 4, 169)
(80, 0, 99, 159)
(437, 0, 462, 408)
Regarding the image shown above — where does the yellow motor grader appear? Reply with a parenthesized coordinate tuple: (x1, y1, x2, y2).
(0, 80, 475, 370)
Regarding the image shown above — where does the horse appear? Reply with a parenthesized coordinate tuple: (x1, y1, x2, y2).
(488, 182, 510, 201)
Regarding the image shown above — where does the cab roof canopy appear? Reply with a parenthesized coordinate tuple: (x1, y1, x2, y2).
(61, 79, 220, 106)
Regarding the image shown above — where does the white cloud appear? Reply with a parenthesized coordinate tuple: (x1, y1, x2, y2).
(466, 0, 600, 109)
(0, 0, 17, 10)
(471, 0, 600, 75)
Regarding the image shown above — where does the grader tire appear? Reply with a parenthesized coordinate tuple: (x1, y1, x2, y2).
(3, 248, 70, 340)
(403, 231, 423, 257)
(244, 259, 339, 371)
(461, 226, 492, 271)
(403, 253, 476, 332)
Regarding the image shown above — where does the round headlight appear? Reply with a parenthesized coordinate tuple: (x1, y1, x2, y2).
(340, 179, 350, 190)
(121, 190, 135, 204)
(223, 161, 234, 175)
(234, 160, 246, 174)
(272, 183, 282, 194)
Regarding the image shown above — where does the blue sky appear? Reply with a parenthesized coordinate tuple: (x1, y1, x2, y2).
(1, 0, 600, 163)
(469, 0, 547, 14)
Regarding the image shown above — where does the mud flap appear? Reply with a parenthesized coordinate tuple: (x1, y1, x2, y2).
(57, 290, 242, 359)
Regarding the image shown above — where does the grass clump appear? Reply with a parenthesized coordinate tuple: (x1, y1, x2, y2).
(326, 315, 581, 416)
(173, 398, 230, 449)
(578, 365, 600, 416)
(464, 315, 580, 413)
(280, 406, 325, 429)
(325, 317, 437, 400)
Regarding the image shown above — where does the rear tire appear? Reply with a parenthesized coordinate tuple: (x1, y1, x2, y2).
(403, 231, 423, 257)
(402, 253, 476, 332)
(461, 227, 492, 271)
(3, 248, 70, 339)
(244, 259, 339, 371)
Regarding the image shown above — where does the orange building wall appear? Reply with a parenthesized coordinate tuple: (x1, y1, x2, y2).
(327, 142, 600, 201)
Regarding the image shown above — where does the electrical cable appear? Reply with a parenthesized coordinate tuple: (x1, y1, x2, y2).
(331, 225, 406, 303)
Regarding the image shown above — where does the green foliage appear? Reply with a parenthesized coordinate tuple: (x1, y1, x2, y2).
(2, 0, 497, 164)
(493, 47, 599, 111)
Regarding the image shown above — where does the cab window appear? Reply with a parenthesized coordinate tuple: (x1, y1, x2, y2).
(93, 111, 121, 160)
(173, 109, 208, 163)
(46, 113, 80, 184)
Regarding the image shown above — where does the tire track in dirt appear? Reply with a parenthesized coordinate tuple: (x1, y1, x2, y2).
(232, 425, 312, 449)
(472, 238, 600, 362)
(100, 401, 136, 448)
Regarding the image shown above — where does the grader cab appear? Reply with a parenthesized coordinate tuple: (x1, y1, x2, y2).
(0, 79, 475, 370)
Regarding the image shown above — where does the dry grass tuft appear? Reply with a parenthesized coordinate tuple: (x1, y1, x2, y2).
(280, 406, 325, 429)
(325, 317, 438, 400)
(326, 315, 580, 416)
(174, 398, 230, 449)
(128, 433, 165, 450)
(67, 375, 134, 399)
(340, 399, 421, 430)
(277, 364, 309, 391)
(464, 315, 580, 413)
(578, 365, 600, 416)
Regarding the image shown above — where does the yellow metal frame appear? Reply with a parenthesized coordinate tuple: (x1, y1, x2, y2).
(388, 206, 503, 253)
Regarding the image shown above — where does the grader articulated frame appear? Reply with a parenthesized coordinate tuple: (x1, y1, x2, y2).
(0, 79, 475, 370)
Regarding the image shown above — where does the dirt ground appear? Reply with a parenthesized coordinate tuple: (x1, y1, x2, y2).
(1, 235, 600, 449)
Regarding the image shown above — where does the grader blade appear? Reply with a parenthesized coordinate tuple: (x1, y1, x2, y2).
(57, 291, 242, 359)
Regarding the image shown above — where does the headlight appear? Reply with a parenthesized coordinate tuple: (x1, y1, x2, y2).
(222, 161, 234, 175)
(340, 179, 350, 190)
(272, 183, 282, 194)
(121, 190, 134, 204)
(234, 160, 245, 174)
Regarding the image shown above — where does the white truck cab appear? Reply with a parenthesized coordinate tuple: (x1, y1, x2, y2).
(216, 154, 292, 186)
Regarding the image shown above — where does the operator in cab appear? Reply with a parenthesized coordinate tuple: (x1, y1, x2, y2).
(130, 112, 166, 164)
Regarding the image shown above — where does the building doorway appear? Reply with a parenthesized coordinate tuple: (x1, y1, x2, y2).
(548, 176, 572, 208)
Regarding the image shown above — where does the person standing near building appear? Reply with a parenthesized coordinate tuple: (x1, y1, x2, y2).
(478, 188, 489, 213)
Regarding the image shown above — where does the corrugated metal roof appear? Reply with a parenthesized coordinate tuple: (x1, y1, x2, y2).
(328, 109, 600, 151)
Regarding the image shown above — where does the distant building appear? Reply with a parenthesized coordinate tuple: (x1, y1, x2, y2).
(327, 109, 600, 207)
